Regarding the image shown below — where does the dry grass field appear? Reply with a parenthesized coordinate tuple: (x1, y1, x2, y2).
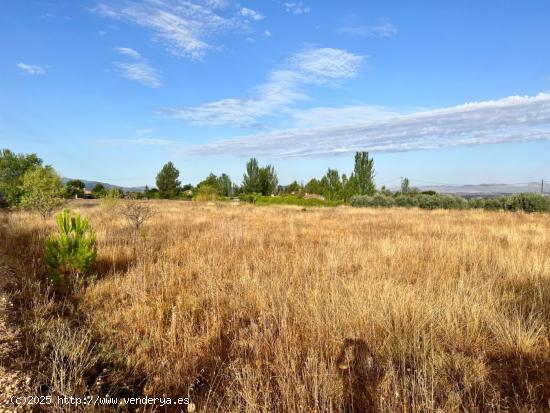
(1, 201, 549, 412)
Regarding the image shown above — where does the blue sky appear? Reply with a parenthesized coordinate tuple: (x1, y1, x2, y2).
(1, 0, 550, 188)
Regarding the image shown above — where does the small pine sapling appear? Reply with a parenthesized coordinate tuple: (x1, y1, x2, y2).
(45, 209, 97, 289)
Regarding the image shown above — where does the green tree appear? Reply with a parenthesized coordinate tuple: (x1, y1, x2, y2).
(196, 173, 234, 197)
(0, 149, 42, 206)
(156, 162, 181, 199)
(341, 174, 358, 202)
(321, 169, 342, 201)
(259, 164, 278, 195)
(217, 173, 234, 197)
(305, 178, 322, 195)
(400, 177, 410, 195)
(198, 173, 221, 193)
(286, 180, 302, 194)
(144, 185, 160, 199)
(19, 165, 64, 218)
(91, 183, 106, 198)
(353, 151, 376, 196)
(242, 158, 261, 194)
(64, 179, 86, 199)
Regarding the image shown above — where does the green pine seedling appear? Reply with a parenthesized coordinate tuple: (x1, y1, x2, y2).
(45, 209, 97, 289)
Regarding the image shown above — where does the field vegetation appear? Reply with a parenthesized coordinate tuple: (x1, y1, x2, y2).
(1, 201, 549, 412)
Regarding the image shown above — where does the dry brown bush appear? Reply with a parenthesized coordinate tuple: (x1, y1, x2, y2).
(1, 201, 549, 412)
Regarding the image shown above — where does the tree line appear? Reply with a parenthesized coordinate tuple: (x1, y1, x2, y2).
(3, 147, 548, 214)
(0, 148, 377, 208)
(145, 152, 376, 202)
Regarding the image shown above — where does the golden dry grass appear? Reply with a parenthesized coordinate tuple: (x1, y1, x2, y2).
(1, 201, 549, 412)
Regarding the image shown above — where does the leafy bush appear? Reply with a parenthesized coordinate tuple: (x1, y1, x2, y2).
(394, 195, 419, 207)
(239, 193, 261, 203)
(102, 187, 123, 209)
(502, 193, 550, 213)
(19, 165, 64, 217)
(254, 195, 343, 207)
(351, 192, 550, 213)
(193, 184, 220, 202)
(417, 194, 467, 210)
(350, 194, 395, 208)
(45, 209, 97, 288)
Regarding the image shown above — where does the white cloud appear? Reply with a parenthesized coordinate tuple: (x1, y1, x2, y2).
(338, 20, 397, 38)
(115, 61, 162, 87)
(186, 93, 550, 157)
(289, 48, 363, 81)
(114, 46, 141, 59)
(283, 2, 310, 15)
(264, 29, 271, 37)
(93, 138, 176, 146)
(204, 0, 228, 9)
(157, 47, 364, 126)
(290, 105, 402, 128)
(16, 62, 46, 75)
(136, 128, 155, 135)
(114, 47, 162, 87)
(94, 0, 256, 60)
(239, 7, 264, 21)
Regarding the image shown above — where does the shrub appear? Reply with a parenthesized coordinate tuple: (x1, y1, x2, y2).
(239, 193, 261, 204)
(102, 187, 123, 209)
(503, 193, 550, 213)
(352, 194, 467, 210)
(351, 192, 550, 213)
(45, 209, 97, 288)
(394, 195, 419, 207)
(19, 165, 64, 218)
(350, 194, 395, 208)
(479, 197, 504, 211)
(418, 194, 467, 210)
(254, 195, 343, 207)
(194, 184, 220, 202)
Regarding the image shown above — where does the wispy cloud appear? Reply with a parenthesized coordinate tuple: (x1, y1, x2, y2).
(283, 2, 310, 15)
(93, 138, 176, 146)
(186, 93, 550, 157)
(94, 0, 258, 60)
(290, 105, 402, 129)
(115, 46, 142, 59)
(204, 0, 228, 9)
(16, 62, 46, 75)
(338, 20, 397, 38)
(136, 128, 155, 135)
(114, 47, 162, 87)
(239, 7, 264, 21)
(157, 47, 364, 126)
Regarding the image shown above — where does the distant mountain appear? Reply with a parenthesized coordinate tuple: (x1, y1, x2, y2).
(417, 182, 545, 197)
(61, 178, 146, 193)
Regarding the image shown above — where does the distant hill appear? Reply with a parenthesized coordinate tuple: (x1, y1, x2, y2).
(60, 178, 546, 197)
(61, 178, 146, 193)
(417, 182, 545, 197)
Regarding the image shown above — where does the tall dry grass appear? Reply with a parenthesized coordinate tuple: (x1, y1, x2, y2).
(1, 201, 549, 412)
